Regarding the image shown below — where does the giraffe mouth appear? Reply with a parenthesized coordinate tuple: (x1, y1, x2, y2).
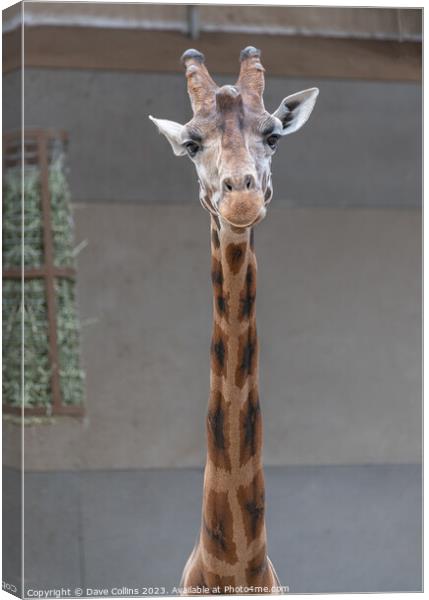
(220, 207, 266, 229)
(218, 190, 265, 228)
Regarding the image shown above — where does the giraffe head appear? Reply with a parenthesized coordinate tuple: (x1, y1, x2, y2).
(150, 47, 318, 229)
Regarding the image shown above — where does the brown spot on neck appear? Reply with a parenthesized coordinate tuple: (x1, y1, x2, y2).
(238, 263, 257, 321)
(237, 470, 265, 545)
(211, 323, 228, 377)
(235, 324, 258, 389)
(203, 489, 238, 565)
(246, 545, 270, 586)
(201, 570, 235, 593)
(211, 227, 220, 249)
(211, 257, 224, 288)
(239, 388, 262, 466)
(225, 242, 247, 275)
(207, 391, 231, 471)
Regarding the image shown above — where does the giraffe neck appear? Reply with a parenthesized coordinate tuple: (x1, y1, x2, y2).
(199, 215, 268, 584)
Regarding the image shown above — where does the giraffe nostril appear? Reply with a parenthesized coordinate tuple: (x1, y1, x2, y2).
(223, 179, 233, 193)
(222, 175, 256, 192)
(245, 175, 255, 190)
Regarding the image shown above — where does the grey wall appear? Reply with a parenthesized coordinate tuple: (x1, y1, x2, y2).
(2, 69, 422, 207)
(2, 67, 421, 470)
(17, 465, 422, 594)
(3, 203, 420, 470)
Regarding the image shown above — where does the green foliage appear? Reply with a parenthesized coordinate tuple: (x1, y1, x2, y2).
(2, 153, 85, 412)
(3, 166, 44, 268)
(56, 278, 85, 405)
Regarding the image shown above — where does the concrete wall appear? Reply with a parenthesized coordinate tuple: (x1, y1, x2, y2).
(9, 69, 421, 208)
(3, 204, 421, 470)
(2, 67, 422, 470)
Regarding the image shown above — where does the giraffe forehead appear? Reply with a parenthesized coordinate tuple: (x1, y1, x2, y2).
(215, 86, 269, 131)
(189, 85, 265, 130)
(189, 109, 262, 142)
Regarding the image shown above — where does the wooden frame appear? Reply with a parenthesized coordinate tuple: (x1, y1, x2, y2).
(3, 26, 422, 82)
(3, 129, 84, 417)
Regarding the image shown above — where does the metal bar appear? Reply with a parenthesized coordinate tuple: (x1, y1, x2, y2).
(187, 5, 199, 40)
(396, 9, 404, 43)
(37, 131, 63, 413)
(3, 267, 76, 280)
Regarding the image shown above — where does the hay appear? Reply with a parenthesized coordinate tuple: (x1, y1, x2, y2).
(2, 151, 85, 412)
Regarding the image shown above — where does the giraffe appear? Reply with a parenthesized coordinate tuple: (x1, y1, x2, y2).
(150, 46, 318, 594)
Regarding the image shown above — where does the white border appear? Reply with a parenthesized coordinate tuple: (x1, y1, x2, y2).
(0, 1, 423, 599)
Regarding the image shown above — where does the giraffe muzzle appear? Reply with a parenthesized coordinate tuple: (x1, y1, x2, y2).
(218, 189, 266, 228)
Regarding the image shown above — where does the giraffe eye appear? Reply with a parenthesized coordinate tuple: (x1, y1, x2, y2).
(184, 141, 200, 157)
(266, 134, 280, 150)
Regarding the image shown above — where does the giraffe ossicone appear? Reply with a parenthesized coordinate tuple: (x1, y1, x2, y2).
(150, 47, 319, 594)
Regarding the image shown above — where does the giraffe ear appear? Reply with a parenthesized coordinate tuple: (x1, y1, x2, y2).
(149, 116, 187, 156)
(272, 88, 319, 136)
